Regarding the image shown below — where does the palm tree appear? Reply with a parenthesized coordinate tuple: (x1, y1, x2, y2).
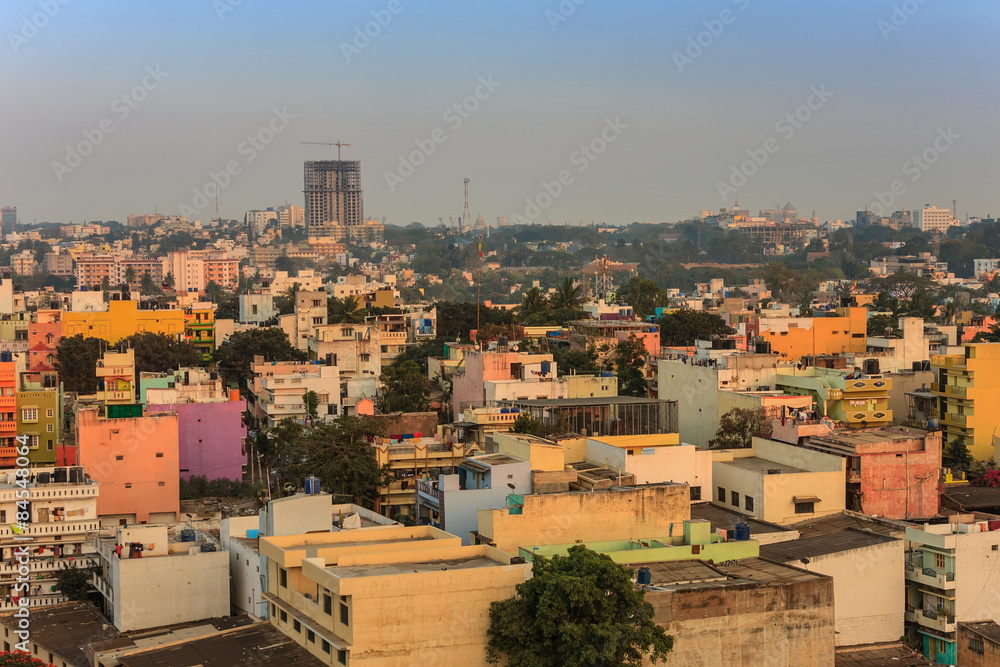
(519, 287, 547, 317)
(123, 266, 137, 288)
(140, 273, 159, 296)
(164, 271, 175, 291)
(328, 295, 366, 324)
(550, 277, 583, 310)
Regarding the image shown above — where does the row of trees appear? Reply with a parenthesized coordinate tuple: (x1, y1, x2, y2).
(56, 332, 203, 393)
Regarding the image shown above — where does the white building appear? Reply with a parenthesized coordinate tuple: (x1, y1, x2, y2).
(973, 258, 1000, 276)
(913, 205, 958, 234)
(0, 468, 99, 612)
(91, 523, 229, 631)
(245, 208, 280, 235)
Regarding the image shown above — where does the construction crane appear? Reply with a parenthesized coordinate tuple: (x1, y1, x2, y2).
(301, 141, 351, 160)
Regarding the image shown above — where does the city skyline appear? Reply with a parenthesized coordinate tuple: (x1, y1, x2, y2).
(2, 1, 999, 226)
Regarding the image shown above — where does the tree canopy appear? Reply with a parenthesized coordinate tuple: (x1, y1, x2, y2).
(120, 332, 203, 375)
(615, 334, 648, 397)
(616, 277, 671, 318)
(487, 545, 673, 666)
(55, 335, 105, 393)
(215, 328, 306, 391)
(657, 309, 732, 346)
(708, 407, 769, 450)
(378, 360, 431, 413)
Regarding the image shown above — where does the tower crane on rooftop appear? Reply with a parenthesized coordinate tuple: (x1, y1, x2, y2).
(301, 141, 352, 160)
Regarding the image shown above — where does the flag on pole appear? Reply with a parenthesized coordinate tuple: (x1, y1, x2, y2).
(479, 240, 483, 258)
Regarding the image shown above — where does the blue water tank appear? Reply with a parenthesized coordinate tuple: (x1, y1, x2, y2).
(636, 567, 651, 585)
(305, 476, 321, 495)
(734, 522, 751, 541)
(600, 371, 613, 378)
(928, 417, 939, 430)
(180, 529, 196, 542)
(500, 408, 509, 414)
(247, 529, 259, 539)
(540, 361, 551, 374)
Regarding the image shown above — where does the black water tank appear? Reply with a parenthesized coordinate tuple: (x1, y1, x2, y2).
(53, 468, 67, 483)
(864, 358, 880, 375)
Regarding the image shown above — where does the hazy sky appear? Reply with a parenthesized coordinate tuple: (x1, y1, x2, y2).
(2, 0, 998, 227)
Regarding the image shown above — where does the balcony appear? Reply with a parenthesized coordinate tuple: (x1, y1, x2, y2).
(904, 562, 955, 589)
(844, 409, 892, 423)
(0, 519, 100, 540)
(946, 385, 967, 398)
(930, 382, 941, 393)
(0, 595, 69, 611)
(944, 412, 972, 427)
(918, 608, 956, 634)
(842, 377, 891, 393)
(0, 554, 96, 578)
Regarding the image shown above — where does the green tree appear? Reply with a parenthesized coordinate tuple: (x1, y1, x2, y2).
(657, 310, 732, 346)
(550, 277, 584, 310)
(518, 287, 548, 317)
(215, 328, 306, 391)
(615, 334, 648, 397)
(552, 346, 598, 376)
(139, 273, 160, 296)
(100, 276, 110, 292)
(617, 276, 671, 318)
(120, 332, 203, 375)
(487, 545, 673, 666)
(378, 360, 431, 413)
(303, 390, 320, 424)
(53, 560, 97, 601)
(947, 437, 973, 470)
(204, 280, 225, 303)
(288, 416, 391, 507)
(510, 413, 546, 437)
(123, 266, 137, 287)
(164, 271, 175, 291)
(709, 407, 768, 449)
(867, 313, 899, 337)
(328, 294, 366, 324)
(54, 335, 105, 393)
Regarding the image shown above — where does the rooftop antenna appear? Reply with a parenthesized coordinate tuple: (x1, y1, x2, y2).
(301, 141, 352, 161)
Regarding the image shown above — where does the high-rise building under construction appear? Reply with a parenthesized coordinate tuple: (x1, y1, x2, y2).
(303, 160, 363, 239)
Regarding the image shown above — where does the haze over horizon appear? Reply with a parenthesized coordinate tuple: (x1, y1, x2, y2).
(2, 0, 998, 227)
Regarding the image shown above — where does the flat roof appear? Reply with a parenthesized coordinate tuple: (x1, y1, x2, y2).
(834, 642, 932, 666)
(812, 425, 930, 447)
(0, 602, 120, 666)
(506, 396, 675, 407)
(942, 486, 1000, 510)
(759, 528, 898, 561)
(117, 623, 325, 667)
(631, 557, 826, 591)
(330, 555, 499, 579)
(719, 456, 806, 475)
(789, 511, 912, 539)
(960, 620, 1000, 644)
(690, 502, 792, 535)
(275, 534, 435, 556)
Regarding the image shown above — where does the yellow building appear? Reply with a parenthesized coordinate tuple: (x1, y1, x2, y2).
(63, 300, 185, 343)
(931, 343, 1000, 460)
(259, 525, 529, 666)
(777, 367, 892, 428)
(759, 306, 868, 360)
(96, 348, 136, 406)
(185, 303, 216, 362)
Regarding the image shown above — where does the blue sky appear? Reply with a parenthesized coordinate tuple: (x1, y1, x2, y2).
(1, 0, 998, 226)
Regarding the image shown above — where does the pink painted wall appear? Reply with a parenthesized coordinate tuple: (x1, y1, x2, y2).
(149, 400, 247, 482)
(77, 408, 180, 523)
(856, 432, 941, 519)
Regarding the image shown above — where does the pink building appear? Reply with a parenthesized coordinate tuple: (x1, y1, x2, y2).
(76, 408, 180, 525)
(28, 309, 62, 373)
(450, 349, 556, 418)
(148, 399, 246, 481)
(782, 423, 941, 519)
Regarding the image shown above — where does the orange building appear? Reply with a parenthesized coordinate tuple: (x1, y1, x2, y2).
(0, 362, 16, 466)
(757, 307, 867, 361)
(203, 258, 239, 289)
(76, 407, 179, 525)
(28, 310, 62, 373)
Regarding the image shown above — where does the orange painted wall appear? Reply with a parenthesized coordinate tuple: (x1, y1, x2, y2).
(76, 408, 180, 523)
(761, 307, 867, 361)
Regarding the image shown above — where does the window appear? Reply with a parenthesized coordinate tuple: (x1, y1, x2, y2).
(280, 610, 287, 622)
(718, 487, 726, 502)
(115, 455, 124, 461)
(745, 496, 754, 512)
(21, 409, 37, 422)
(47, 440, 53, 451)
(794, 501, 814, 514)
(293, 619, 301, 633)
(279, 568, 287, 588)
(322, 640, 331, 654)
(731, 491, 739, 507)
(125, 483, 132, 489)
(45, 409, 53, 418)
(46, 424, 53, 433)
(324, 593, 332, 615)
(340, 602, 349, 625)
(689, 486, 701, 501)
(307, 629, 315, 643)
(158, 482, 165, 487)
(937, 638, 946, 654)
(155, 452, 163, 458)
(969, 636, 985, 654)
(338, 649, 348, 665)
(935, 553, 945, 569)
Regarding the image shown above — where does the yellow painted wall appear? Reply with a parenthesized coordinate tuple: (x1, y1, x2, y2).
(932, 344, 1000, 460)
(63, 300, 186, 342)
(493, 432, 566, 472)
(479, 485, 690, 556)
